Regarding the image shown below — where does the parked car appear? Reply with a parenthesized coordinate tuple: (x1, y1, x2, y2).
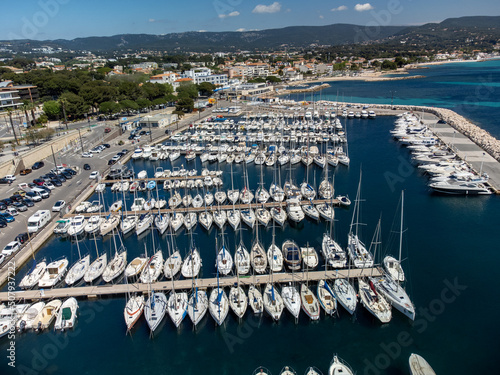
(6, 207, 18, 216)
(25, 192, 42, 202)
(20, 169, 32, 175)
(65, 168, 77, 175)
(121, 149, 129, 154)
(82, 152, 93, 158)
(22, 198, 34, 207)
(89, 171, 100, 180)
(13, 202, 27, 212)
(9, 194, 24, 202)
(0, 202, 6, 210)
(5, 175, 16, 182)
(0, 219, 7, 228)
(0, 178, 10, 184)
(2, 241, 20, 256)
(42, 182, 55, 190)
(83, 164, 91, 170)
(61, 171, 72, 179)
(0, 212, 15, 222)
(52, 200, 66, 212)
(50, 178, 62, 187)
(54, 174, 66, 182)
(102, 143, 110, 148)
(15, 233, 29, 245)
(104, 127, 111, 133)
(0, 199, 13, 206)
(108, 159, 116, 165)
(33, 178, 45, 186)
(32, 161, 44, 169)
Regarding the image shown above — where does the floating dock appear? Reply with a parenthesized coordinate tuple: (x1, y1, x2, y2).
(0, 267, 382, 302)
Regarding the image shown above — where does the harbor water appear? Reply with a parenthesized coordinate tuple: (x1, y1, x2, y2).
(1, 62, 500, 375)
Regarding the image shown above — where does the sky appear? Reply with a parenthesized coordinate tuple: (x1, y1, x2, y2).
(2, 0, 500, 40)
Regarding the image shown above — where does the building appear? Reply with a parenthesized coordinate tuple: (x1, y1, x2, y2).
(226, 83, 272, 100)
(149, 72, 178, 85)
(0, 81, 38, 104)
(0, 89, 20, 110)
(138, 113, 178, 128)
(181, 68, 229, 86)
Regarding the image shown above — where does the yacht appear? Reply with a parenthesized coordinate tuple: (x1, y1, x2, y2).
(124, 295, 144, 331)
(329, 355, 355, 375)
(167, 291, 188, 328)
(358, 278, 392, 323)
(281, 283, 301, 319)
(248, 285, 264, 314)
(332, 279, 357, 315)
(54, 297, 78, 330)
(39, 259, 68, 288)
(140, 251, 164, 284)
(263, 283, 284, 321)
(67, 216, 86, 237)
(164, 250, 182, 279)
(317, 280, 337, 316)
(282, 240, 301, 271)
(209, 287, 229, 325)
(409, 353, 436, 375)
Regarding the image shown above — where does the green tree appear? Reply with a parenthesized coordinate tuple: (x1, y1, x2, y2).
(43, 100, 61, 120)
(381, 60, 397, 70)
(119, 99, 139, 112)
(177, 83, 199, 99)
(197, 82, 215, 96)
(136, 98, 152, 109)
(99, 101, 121, 114)
(175, 97, 194, 113)
(59, 92, 89, 119)
(266, 76, 281, 83)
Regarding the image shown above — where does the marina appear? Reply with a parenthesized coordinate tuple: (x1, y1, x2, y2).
(1, 61, 499, 375)
(0, 267, 382, 302)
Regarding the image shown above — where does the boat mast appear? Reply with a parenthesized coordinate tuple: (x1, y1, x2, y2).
(399, 190, 404, 263)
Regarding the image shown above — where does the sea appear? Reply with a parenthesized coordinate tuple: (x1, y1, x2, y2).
(1, 60, 500, 375)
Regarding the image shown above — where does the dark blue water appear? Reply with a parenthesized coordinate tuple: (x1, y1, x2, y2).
(289, 60, 500, 138)
(2, 63, 500, 375)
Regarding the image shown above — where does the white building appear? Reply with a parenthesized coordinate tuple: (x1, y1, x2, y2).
(149, 72, 178, 85)
(138, 114, 178, 128)
(0, 89, 20, 110)
(181, 68, 228, 86)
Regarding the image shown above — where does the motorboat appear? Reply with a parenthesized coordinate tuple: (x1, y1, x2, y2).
(39, 259, 68, 288)
(54, 297, 78, 330)
(282, 240, 301, 271)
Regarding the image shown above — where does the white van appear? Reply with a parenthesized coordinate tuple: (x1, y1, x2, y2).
(31, 187, 50, 199)
(27, 210, 51, 233)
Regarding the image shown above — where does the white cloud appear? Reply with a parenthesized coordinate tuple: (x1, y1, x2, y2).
(219, 11, 240, 19)
(252, 2, 281, 14)
(331, 5, 347, 12)
(355, 3, 374, 12)
(319, 15, 324, 19)
(236, 28, 246, 32)
(149, 18, 156, 23)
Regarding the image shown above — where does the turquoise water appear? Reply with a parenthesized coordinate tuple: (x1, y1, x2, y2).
(290, 59, 500, 138)
(2, 63, 500, 375)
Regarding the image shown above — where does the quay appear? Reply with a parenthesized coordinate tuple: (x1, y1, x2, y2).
(66, 198, 342, 217)
(0, 267, 382, 302)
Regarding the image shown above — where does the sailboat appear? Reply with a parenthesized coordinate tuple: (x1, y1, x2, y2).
(250, 218, 267, 274)
(281, 282, 301, 320)
(347, 171, 374, 268)
(263, 282, 284, 321)
(163, 231, 182, 279)
(383, 191, 406, 282)
(181, 232, 202, 278)
(256, 163, 270, 203)
(19, 238, 46, 289)
(188, 286, 208, 327)
(124, 292, 144, 332)
(229, 284, 248, 319)
(84, 232, 107, 283)
(329, 355, 355, 375)
(167, 288, 188, 328)
(235, 224, 251, 275)
(300, 283, 320, 320)
(317, 280, 337, 316)
(267, 222, 283, 272)
(332, 276, 357, 315)
(409, 353, 436, 375)
(248, 284, 264, 314)
(358, 277, 392, 323)
(140, 248, 163, 283)
(209, 239, 229, 325)
(125, 247, 148, 279)
(216, 228, 233, 276)
(102, 229, 127, 283)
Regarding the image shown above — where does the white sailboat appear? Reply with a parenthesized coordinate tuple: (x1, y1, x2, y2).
(188, 287, 208, 327)
(102, 231, 127, 283)
(216, 228, 233, 276)
(300, 283, 320, 320)
(248, 285, 264, 314)
(140, 250, 164, 284)
(124, 294, 144, 332)
(281, 282, 301, 320)
(358, 278, 392, 323)
(229, 285, 248, 319)
(347, 171, 374, 268)
(181, 233, 202, 279)
(329, 355, 355, 375)
(263, 283, 284, 321)
(409, 353, 436, 375)
(267, 223, 283, 272)
(250, 220, 267, 274)
(332, 277, 357, 315)
(383, 191, 406, 282)
(144, 291, 168, 332)
(317, 280, 337, 316)
(209, 239, 229, 326)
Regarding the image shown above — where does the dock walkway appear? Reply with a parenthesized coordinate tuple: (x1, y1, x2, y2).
(0, 267, 382, 302)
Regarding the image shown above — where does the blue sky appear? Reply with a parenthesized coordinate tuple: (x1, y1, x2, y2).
(2, 0, 500, 40)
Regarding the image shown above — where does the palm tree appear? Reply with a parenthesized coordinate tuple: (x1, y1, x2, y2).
(6, 108, 19, 145)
